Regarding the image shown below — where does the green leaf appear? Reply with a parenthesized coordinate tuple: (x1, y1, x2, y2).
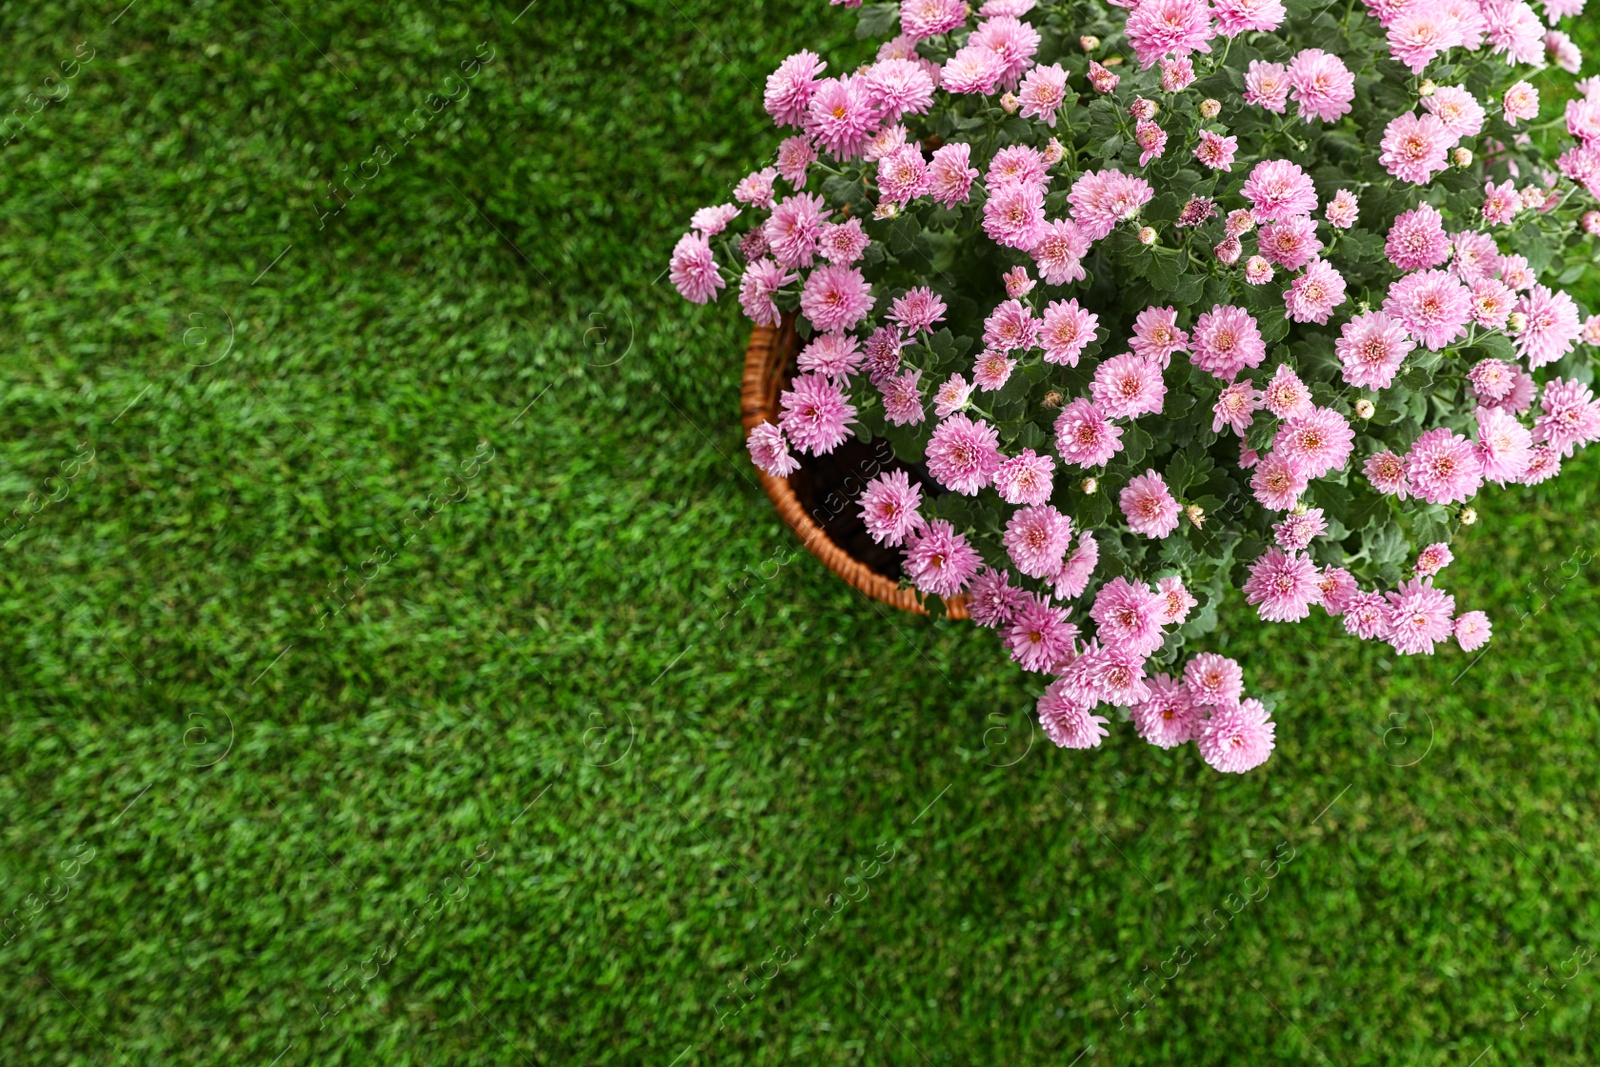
(1121, 422, 1152, 467)
(855, 2, 899, 38)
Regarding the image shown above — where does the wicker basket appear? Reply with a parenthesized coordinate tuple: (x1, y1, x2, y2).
(740, 319, 969, 619)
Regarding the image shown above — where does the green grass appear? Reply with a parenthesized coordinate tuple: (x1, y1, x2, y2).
(1, 1, 1598, 1063)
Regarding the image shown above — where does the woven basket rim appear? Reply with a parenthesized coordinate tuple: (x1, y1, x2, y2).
(740, 318, 968, 620)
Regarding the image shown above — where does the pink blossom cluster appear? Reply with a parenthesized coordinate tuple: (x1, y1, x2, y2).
(669, 0, 1600, 774)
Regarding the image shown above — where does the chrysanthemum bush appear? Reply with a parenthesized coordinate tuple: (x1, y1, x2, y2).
(670, 0, 1600, 773)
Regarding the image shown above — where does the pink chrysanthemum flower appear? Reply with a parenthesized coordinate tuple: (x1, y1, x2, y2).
(1040, 299, 1099, 365)
(1213, 378, 1261, 435)
(1384, 578, 1456, 655)
(1244, 256, 1274, 285)
(1385, 269, 1472, 351)
(1414, 541, 1454, 577)
(1481, 179, 1521, 226)
(1288, 49, 1356, 123)
(1244, 547, 1321, 622)
(1285, 260, 1348, 325)
(904, 519, 982, 598)
(1258, 216, 1323, 270)
(863, 124, 908, 164)
(1244, 60, 1291, 113)
(1425, 85, 1486, 139)
(1120, 469, 1181, 538)
(766, 192, 830, 270)
(1364, 450, 1411, 498)
(1262, 364, 1313, 420)
(1052, 529, 1100, 600)
(1000, 264, 1033, 299)
(933, 374, 974, 418)
(1017, 62, 1069, 126)
(926, 143, 980, 207)
(1534, 377, 1600, 456)
(1499, 369, 1539, 415)
(1161, 56, 1197, 91)
(813, 222, 867, 270)
(1387, 5, 1460, 73)
(1007, 594, 1080, 672)
(859, 470, 924, 546)
(1135, 120, 1169, 166)
(779, 373, 857, 455)
(1502, 80, 1539, 124)
(669, 232, 725, 305)
(901, 0, 968, 40)
(926, 414, 1002, 494)
(994, 448, 1056, 505)
(1317, 567, 1359, 616)
(876, 143, 928, 206)
(1068, 169, 1154, 241)
(1179, 196, 1220, 228)
(1125, 0, 1216, 69)
(973, 349, 1017, 392)
(690, 203, 740, 237)
(983, 180, 1048, 250)
(1485, 1, 1545, 64)
(1468, 359, 1517, 403)
(1386, 203, 1451, 272)
(765, 51, 827, 128)
(1273, 506, 1328, 552)
(1407, 427, 1483, 504)
(866, 57, 937, 123)
(1454, 610, 1492, 652)
(983, 299, 1040, 353)
(1251, 451, 1309, 510)
(1130, 306, 1190, 366)
(1191, 304, 1267, 380)
(1469, 279, 1515, 331)
(889, 290, 950, 340)
(1082, 643, 1153, 707)
(1325, 189, 1360, 229)
(1087, 61, 1121, 94)
(1214, 0, 1286, 35)
(798, 331, 864, 381)
(1005, 505, 1073, 579)
(800, 263, 874, 333)
(1498, 254, 1535, 292)
(1055, 399, 1124, 467)
(1380, 111, 1452, 185)
(1184, 652, 1244, 707)
(1091, 353, 1167, 420)
(1091, 576, 1167, 657)
(940, 45, 1007, 95)
(1037, 680, 1110, 749)
(1243, 159, 1319, 222)
(741, 228, 771, 268)
(804, 75, 883, 160)
(739, 259, 795, 328)
(747, 421, 801, 477)
(968, 15, 1041, 86)
(1131, 675, 1199, 748)
(881, 368, 925, 426)
(1343, 590, 1391, 640)
(1476, 405, 1534, 484)
(1157, 576, 1198, 624)
(1451, 231, 1500, 286)
(1198, 699, 1276, 773)
(1517, 443, 1562, 485)
(967, 567, 1029, 629)
(1337, 311, 1413, 390)
(987, 146, 1049, 191)
(775, 135, 818, 190)
(1225, 209, 1255, 238)
(1515, 285, 1583, 369)
(1277, 407, 1355, 479)
(1031, 219, 1090, 286)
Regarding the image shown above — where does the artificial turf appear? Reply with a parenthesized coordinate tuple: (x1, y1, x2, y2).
(1, 1, 1597, 1064)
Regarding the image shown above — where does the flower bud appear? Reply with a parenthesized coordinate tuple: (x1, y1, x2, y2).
(1199, 98, 1221, 119)
(1129, 97, 1157, 121)
(1138, 225, 1158, 245)
(1214, 235, 1242, 264)
(1459, 506, 1477, 526)
(872, 201, 901, 220)
(1043, 137, 1066, 166)
(1419, 79, 1436, 97)
(1507, 310, 1528, 332)
(1583, 210, 1600, 236)
(1452, 147, 1473, 167)
(1043, 389, 1065, 409)
(1354, 398, 1375, 419)
(1244, 255, 1273, 285)
(1000, 92, 1020, 114)
(1185, 504, 1205, 528)
(1081, 476, 1099, 494)
(1080, 35, 1100, 51)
